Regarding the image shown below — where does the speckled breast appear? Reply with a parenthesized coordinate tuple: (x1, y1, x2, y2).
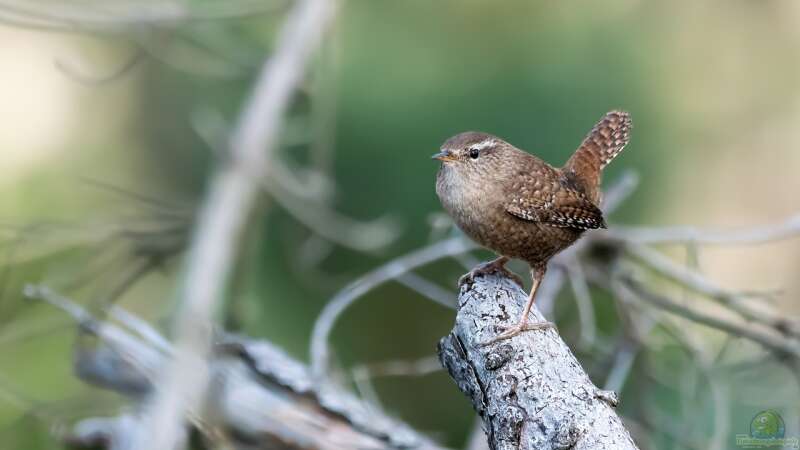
(462, 203, 583, 265)
(436, 165, 582, 266)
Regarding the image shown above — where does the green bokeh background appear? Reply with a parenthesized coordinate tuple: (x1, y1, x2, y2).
(0, 1, 798, 449)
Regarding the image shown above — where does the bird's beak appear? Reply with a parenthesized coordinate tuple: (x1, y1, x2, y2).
(432, 150, 456, 162)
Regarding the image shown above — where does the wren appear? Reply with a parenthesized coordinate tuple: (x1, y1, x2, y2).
(433, 110, 632, 344)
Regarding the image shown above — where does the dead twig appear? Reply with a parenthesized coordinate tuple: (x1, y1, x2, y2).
(26, 286, 442, 450)
(0, 0, 289, 32)
(608, 213, 800, 245)
(310, 236, 475, 380)
(191, 105, 400, 252)
(624, 243, 800, 337)
(136, 0, 339, 448)
(614, 276, 800, 359)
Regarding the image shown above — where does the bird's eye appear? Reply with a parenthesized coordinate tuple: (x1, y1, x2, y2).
(469, 148, 480, 159)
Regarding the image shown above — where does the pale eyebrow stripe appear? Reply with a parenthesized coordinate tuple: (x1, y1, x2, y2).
(470, 139, 497, 150)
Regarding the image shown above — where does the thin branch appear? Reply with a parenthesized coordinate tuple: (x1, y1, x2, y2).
(608, 213, 800, 245)
(132, 30, 251, 79)
(24, 284, 165, 389)
(658, 317, 730, 450)
(624, 242, 800, 336)
(351, 355, 443, 382)
(566, 259, 597, 350)
(396, 272, 457, 310)
(136, 1, 338, 449)
(599, 171, 640, 214)
(191, 105, 400, 252)
(601, 304, 657, 393)
(310, 236, 474, 380)
(615, 276, 800, 359)
(89, 255, 161, 309)
(108, 306, 172, 353)
(350, 355, 443, 415)
(0, 0, 288, 32)
(603, 338, 641, 393)
(264, 178, 400, 252)
(54, 47, 144, 85)
(78, 177, 192, 217)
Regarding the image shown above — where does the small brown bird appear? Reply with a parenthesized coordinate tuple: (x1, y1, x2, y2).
(433, 110, 632, 344)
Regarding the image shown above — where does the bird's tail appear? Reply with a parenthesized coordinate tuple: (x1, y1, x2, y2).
(563, 110, 632, 203)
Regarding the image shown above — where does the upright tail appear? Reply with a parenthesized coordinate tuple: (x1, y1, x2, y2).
(563, 110, 632, 204)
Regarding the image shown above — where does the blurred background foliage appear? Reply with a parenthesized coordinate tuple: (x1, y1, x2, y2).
(0, 0, 799, 449)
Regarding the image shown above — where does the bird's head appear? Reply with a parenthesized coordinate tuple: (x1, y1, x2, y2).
(432, 131, 512, 180)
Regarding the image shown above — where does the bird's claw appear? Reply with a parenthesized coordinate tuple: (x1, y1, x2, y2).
(459, 259, 524, 288)
(478, 320, 555, 347)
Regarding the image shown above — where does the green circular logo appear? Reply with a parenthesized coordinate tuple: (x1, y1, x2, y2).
(750, 410, 786, 439)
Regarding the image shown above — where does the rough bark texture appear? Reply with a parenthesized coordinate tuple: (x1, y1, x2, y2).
(438, 273, 639, 450)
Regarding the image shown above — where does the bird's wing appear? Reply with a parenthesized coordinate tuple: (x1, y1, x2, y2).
(547, 192, 606, 229)
(505, 179, 606, 230)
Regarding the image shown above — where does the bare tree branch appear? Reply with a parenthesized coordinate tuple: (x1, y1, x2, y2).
(623, 242, 800, 336)
(310, 236, 475, 380)
(27, 286, 443, 450)
(565, 259, 597, 350)
(190, 104, 401, 252)
(608, 213, 800, 245)
(613, 276, 800, 359)
(438, 273, 639, 450)
(0, 0, 288, 32)
(136, 0, 339, 448)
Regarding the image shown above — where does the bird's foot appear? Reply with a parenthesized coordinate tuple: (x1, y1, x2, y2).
(478, 320, 555, 346)
(458, 258, 524, 288)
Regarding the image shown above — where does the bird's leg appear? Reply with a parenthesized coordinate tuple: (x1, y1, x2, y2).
(480, 265, 555, 346)
(458, 256, 524, 288)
